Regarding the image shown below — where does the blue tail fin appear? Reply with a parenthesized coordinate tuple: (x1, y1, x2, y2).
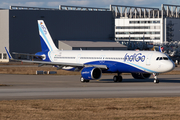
(159, 46, 162, 52)
(38, 20, 58, 51)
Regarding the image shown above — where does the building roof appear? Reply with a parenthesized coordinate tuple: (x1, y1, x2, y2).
(59, 40, 127, 48)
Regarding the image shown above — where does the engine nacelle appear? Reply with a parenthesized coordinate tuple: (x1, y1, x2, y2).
(131, 73, 151, 79)
(81, 67, 102, 80)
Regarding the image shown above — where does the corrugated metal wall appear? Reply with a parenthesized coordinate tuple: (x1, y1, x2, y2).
(9, 10, 114, 53)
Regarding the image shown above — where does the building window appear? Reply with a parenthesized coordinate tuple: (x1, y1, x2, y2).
(3, 53, 7, 59)
(155, 32, 160, 34)
(129, 21, 160, 24)
(154, 37, 160, 40)
(116, 32, 160, 35)
(153, 21, 160, 23)
(140, 21, 146, 23)
(0, 53, 2, 59)
(116, 26, 160, 29)
(116, 37, 160, 40)
(116, 37, 151, 40)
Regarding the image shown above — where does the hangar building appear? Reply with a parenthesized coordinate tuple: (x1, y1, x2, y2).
(0, 6, 116, 62)
(111, 4, 180, 48)
(0, 4, 180, 62)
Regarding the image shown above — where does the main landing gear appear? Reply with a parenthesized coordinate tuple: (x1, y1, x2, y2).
(80, 77, 89, 83)
(153, 73, 159, 83)
(113, 73, 122, 82)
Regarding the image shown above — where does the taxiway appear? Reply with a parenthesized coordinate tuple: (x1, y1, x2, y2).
(0, 74, 180, 100)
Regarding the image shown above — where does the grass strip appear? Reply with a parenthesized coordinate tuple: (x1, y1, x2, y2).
(0, 97, 180, 120)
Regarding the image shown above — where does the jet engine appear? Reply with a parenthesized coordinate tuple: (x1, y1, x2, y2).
(81, 67, 102, 80)
(131, 73, 151, 79)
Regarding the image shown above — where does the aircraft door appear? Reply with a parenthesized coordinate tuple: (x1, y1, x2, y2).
(76, 54, 81, 63)
(100, 55, 106, 63)
(146, 53, 153, 66)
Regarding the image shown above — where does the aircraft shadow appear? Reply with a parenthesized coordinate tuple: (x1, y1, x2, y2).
(92, 78, 180, 83)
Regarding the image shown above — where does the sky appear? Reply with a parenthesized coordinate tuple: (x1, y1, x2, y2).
(1, 0, 180, 9)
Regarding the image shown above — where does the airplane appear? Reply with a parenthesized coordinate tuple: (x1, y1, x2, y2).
(5, 20, 175, 83)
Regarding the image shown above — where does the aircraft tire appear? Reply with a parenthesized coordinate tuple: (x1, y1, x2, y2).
(85, 80, 90, 82)
(154, 79, 159, 84)
(80, 77, 90, 83)
(80, 77, 85, 83)
(118, 76, 122, 82)
(113, 76, 118, 82)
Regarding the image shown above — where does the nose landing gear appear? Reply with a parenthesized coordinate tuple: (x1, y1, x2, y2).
(153, 73, 159, 83)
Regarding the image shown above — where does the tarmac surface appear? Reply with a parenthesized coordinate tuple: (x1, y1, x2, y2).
(0, 74, 180, 100)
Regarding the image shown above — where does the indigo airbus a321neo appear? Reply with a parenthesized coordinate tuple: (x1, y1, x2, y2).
(5, 20, 175, 83)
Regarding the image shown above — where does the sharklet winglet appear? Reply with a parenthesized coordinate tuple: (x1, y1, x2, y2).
(5, 47, 12, 59)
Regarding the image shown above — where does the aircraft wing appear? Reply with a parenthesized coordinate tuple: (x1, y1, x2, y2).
(21, 59, 84, 67)
(21, 60, 108, 69)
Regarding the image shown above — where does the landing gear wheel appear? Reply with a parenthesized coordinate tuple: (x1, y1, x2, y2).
(113, 76, 118, 82)
(80, 77, 85, 83)
(154, 79, 159, 84)
(80, 77, 89, 83)
(85, 80, 90, 83)
(153, 73, 159, 84)
(113, 76, 123, 82)
(118, 76, 122, 82)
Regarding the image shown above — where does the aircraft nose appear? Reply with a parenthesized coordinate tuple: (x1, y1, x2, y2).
(166, 61, 175, 72)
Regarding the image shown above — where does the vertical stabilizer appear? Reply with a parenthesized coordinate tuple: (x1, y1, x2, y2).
(38, 20, 58, 51)
(159, 46, 162, 52)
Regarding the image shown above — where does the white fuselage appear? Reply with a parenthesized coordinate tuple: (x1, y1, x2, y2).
(47, 50, 175, 73)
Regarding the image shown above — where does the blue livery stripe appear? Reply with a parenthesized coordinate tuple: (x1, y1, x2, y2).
(85, 60, 157, 73)
(126, 62, 157, 73)
(39, 36, 50, 51)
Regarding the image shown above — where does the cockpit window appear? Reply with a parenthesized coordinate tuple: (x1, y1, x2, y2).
(165, 53, 172, 61)
(163, 57, 168, 60)
(156, 57, 169, 60)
